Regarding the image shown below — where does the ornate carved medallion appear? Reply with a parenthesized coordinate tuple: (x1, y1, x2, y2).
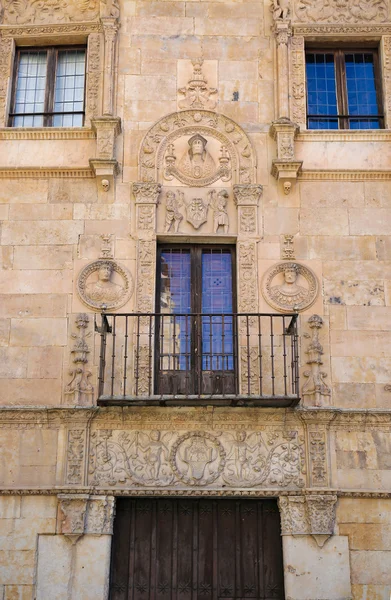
(262, 262, 318, 313)
(170, 431, 226, 486)
(77, 259, 133, 311)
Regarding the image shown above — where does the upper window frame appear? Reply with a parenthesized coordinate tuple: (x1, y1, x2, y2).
(305, 44, 384, 130)
(8, 45, 87, 128)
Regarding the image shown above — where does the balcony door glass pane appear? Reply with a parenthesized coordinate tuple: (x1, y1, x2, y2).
(202, 249, 234, 370)
(159, 249, 191, 371)
(54, 49, 86, 127)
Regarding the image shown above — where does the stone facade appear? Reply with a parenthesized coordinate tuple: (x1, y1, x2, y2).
(0, 0, 391, 599)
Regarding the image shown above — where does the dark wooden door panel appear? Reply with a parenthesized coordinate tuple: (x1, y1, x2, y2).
(110, 499, 284, 600)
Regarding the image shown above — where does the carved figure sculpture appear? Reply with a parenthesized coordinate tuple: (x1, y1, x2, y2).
(85, 262, 123, 303)
(208, 189, 229, 233)
(271, 0, 291, 20)
(164, 190, 184, 233)
(78, 259, 133, 311)
(262, 262, 318, 312)
(177, 134, 216, 180)
(270, 264, 310, 308)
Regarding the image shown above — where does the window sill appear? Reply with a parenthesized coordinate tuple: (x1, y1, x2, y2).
(0, 127, 95, 141)
(297, 129, 391, 142)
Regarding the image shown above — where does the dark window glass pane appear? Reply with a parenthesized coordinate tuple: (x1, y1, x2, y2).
(202, 249, 234, 371)
(306, 52, 337, 129)
(345, 52, 380, 128)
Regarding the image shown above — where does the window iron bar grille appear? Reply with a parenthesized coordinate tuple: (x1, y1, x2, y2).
(96, 312, 300, 408)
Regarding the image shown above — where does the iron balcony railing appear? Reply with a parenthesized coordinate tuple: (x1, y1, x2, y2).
(96, 312, 300, 407)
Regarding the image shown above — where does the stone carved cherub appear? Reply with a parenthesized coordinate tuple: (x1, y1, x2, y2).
(271, 0, 291, 20)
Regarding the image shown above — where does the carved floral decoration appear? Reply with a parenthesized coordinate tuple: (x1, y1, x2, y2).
(88, 428, 306, 489)
(64, 314, 93, 406)
(302, 314, 331, 407)
(278, 494, 337, 547)
(1, 0, 100, 24)
(294, 0, 388, 23)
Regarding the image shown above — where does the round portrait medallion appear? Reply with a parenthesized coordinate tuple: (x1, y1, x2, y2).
(261, 262, 318, 313)
(77, 260, 133, 311)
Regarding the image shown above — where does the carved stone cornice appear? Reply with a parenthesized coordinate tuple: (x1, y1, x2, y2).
(0, 22, 102, 37)
(133, 182, 162, 205)
(89, 158, 120, 178)
(273, 19, 292, 45)
(271, 160, 303, 181)
(278, 494, 337, 547)
(232, 184, 263, 206)
(58, 494, 115, 538)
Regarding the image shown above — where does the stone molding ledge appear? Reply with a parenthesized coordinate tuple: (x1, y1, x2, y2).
(0, 22, 102, 37)
(297, 130, 391, 142)
(298, 169, 391, 181)
(293, 24, 391, 35)
(0, 128, 96, 140)
(0, 167, 95, 178)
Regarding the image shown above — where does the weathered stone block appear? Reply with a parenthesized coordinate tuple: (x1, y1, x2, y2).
(1, 221, 84, 246)
(13, 246, 73, 271)
(351, 551, 391, 585)
(10, 318, 67, 347)
(0, 348, 28, 378)
(0, 294, 67, 318)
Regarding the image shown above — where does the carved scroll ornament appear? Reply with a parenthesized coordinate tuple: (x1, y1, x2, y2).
(294, 0, 388, 23)
(88, 428, 306, 489)
(1, 0, 100, 24)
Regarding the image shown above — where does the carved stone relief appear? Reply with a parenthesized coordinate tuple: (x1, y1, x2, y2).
(136, 241, 156, 313)
(85, 33, 102, 123)
(66, 429, 86, 485)
(77, 260, 133, 311)
(178, 58, 218, 110)
(261, 262, 318, 313)
(302, 314, 331, 406)
(58, 494, 115, 537)
(278, 494, 337, 547)
(87, 428, 306, 489)
(383, 37, 391, 126)
(0, 36, 13, 126)
(64, 314, 94, 406)
(1, 0, 100, 24)
(271, 0, 291, 21)
(164, 133, 232, 186)
(158, 187, 233, 234)
(100, 233, 114, 259)
(238, 242, 258, 313)
(294, 0, 388, 23)
(281, 234, 296, 259)
(289, 36, 306, 127)
(139, 110, 255, 185)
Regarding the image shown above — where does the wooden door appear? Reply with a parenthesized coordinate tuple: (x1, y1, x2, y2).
(110, 498, 285, 600)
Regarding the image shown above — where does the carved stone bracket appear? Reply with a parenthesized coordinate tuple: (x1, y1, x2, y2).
(270, 118, 302, 184)
(58, 494, 115, 540)
(278, 494, 337, 547)
(90, 116, 121, 184)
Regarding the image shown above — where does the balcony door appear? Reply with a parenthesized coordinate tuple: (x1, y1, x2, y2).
(156, 245, 236, 396)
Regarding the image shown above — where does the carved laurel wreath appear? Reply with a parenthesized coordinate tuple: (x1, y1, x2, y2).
(77, 259, 134, 311)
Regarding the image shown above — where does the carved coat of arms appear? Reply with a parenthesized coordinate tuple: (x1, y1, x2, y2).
(184, 196, 210, 229)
